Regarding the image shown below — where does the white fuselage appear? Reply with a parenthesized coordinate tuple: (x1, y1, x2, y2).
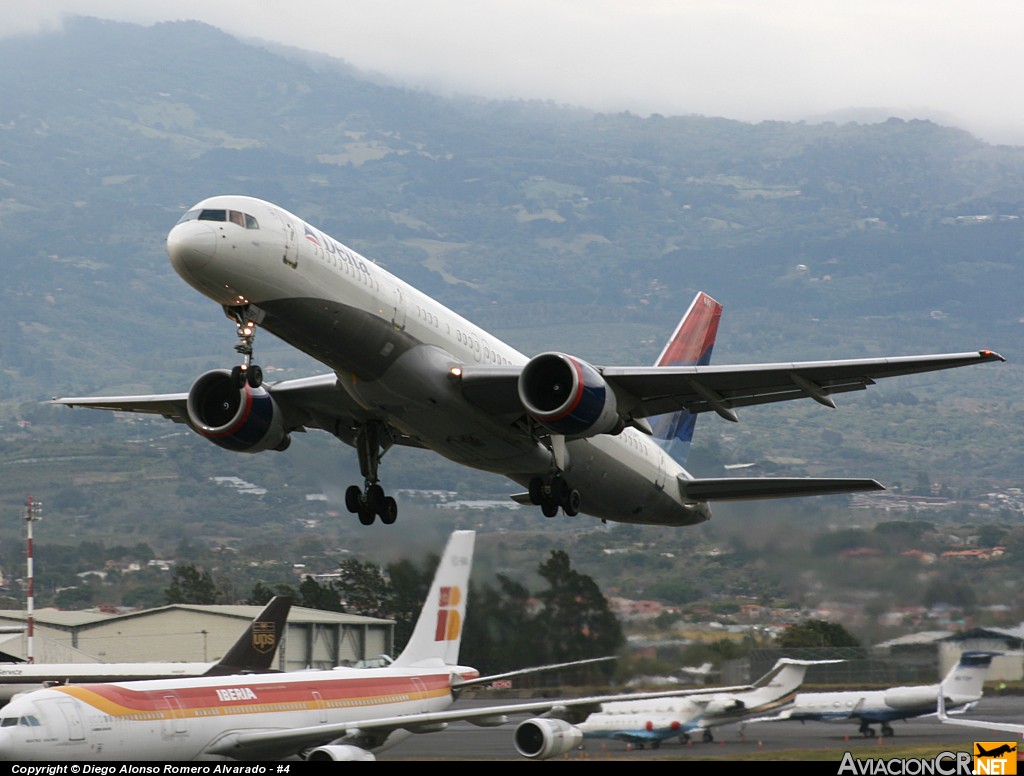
(167, 195, 709, 526)
(0, 664, 472, 761)
(0, 662, 215, 704)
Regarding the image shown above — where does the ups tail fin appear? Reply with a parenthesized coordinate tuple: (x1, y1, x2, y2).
(204, 595, 292, 676)
(940, 651, 997, 702)
(649, 292, 722, 465)
(391, 531, 475, 668)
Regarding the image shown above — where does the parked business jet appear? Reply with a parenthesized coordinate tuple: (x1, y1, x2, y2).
(524, 658, 838, 753)
(747, 651, 996, 738)
(0, 531, 760, 762)
(0, 596, 291, 704)
(54, 196, 1004, 527)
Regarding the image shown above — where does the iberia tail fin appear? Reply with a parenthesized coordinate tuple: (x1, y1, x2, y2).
(649, 292, 722, 464)
(391, 530, 476, 668)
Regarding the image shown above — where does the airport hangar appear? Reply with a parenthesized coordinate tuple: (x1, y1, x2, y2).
(0, 604, 393, 670)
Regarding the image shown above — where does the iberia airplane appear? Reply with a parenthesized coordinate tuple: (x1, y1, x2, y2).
(54, 196, 1003, 527)
(0, 531, 761, 762)
(0, 596, 291, 704)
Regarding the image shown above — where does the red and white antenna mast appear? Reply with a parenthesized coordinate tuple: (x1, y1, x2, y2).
(23, 496, 42, 664)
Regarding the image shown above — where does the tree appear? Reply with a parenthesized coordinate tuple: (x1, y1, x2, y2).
(246, 582, 296, 606)
(776, 619, 860, 648)
(335, 558, 393, 619)
(298, 576, 343, 612)
(165, 564, 221, 604)
(534, 550, 624, 679)
(387, 555, 436, 651)
(462, 574, 541, 672)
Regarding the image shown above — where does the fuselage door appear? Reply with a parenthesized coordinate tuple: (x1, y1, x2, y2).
(160, 694, 189, 738)
(392, 285, 407, 330)
(312, 690, 328, 724)
(283, 219, 298, 268)
(57, 700, 85, 741)
(653, 443, 667, 491)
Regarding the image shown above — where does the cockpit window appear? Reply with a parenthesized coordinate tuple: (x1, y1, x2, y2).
(19, 716, 39, 726)
(175, 209, 258, 228)
(0, 717, 17, 727)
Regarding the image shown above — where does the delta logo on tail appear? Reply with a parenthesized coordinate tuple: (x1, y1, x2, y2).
(974, 742, 1018, 774)
(650, 291, 722, 463)
(434, 585, 463, 642)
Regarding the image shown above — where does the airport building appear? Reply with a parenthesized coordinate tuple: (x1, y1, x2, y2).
(0, 604, 393, 670)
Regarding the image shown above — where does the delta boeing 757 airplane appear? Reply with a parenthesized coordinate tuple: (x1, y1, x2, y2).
(55, 196, 1003, 527)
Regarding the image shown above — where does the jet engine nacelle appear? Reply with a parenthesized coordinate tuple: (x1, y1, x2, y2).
(513, 718, 584, 760)
(882, 686, 939, 710)
(702, 697, 745, 716)
(186, 369, 291, 453)
(518, 352, 622, 437)
(306, 745, 376, 761)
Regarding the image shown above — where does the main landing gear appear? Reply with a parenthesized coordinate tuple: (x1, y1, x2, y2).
(859, 722, 893, 737)
(344, 422, 398, 526)
(226, 306, 263, 389)
(528, 474, 581, 518)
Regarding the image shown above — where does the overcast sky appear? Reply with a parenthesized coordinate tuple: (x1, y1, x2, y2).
(5, 1, 1023, 145)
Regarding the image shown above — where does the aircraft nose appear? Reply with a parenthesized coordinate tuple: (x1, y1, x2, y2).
(167, 220, 218, 276)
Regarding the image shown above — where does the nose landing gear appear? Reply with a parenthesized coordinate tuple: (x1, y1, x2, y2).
(225, 306, 263, 389)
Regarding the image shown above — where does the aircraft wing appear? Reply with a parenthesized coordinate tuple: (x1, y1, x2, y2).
(679, 477, 884, 501)
(601, 350, 1005, 421)
(459, 350, 1003, 423)
(203, 686, 756, 760)
(54, 374, 426, 449)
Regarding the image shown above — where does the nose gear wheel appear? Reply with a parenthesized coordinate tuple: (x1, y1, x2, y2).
(225, 306, 263, 388)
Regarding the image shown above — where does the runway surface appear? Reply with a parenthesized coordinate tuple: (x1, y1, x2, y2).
(377, 695, 1024, 761)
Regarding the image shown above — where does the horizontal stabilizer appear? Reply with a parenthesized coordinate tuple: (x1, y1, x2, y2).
(679, 477, 884, 502)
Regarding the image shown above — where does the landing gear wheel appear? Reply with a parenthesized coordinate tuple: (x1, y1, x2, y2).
(231, 365, 246, 389)
(541, 501, 559, 518)
(380, 496, 398, 525)
(365, 483, 386, 513)
(345, 485, 362, 514)
(357, 508, 376, 526)
(651, 741, 661, 750)
(528, 477, 545, 505)
(881, 724, 894, 737)
(564, 489, 581, 517)
(702, 730, 714, 744)
(246, 364, 263, 388)
(861, 726, 875, 738)
(554, 476, 570, 504)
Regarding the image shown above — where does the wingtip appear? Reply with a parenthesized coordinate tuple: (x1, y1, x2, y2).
(980, 350, 1006, 362)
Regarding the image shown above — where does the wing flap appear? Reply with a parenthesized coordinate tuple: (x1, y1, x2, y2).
(680, 476, 884, 502)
